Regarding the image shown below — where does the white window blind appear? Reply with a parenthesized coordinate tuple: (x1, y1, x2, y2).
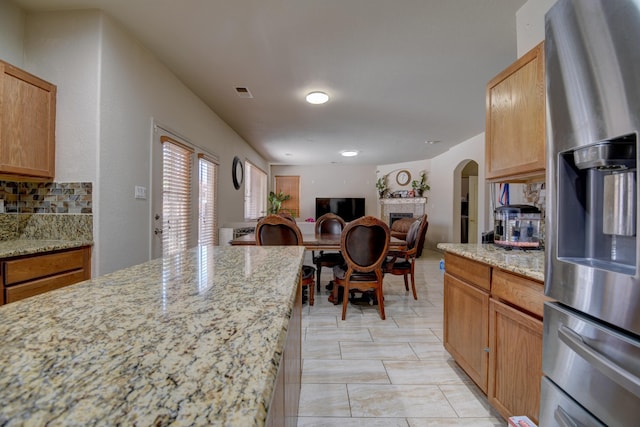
(162, 137, 194, 256)
(198, 154, 218, 246)
(244, 161, 267, 220)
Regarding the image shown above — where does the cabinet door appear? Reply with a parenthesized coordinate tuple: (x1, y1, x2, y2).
(488, 298, 543, 424)
(485, 42, 545, 181)
(0, 61, 56, 179)
(444, 272, 489, 392)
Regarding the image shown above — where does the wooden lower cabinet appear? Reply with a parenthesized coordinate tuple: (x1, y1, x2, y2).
(266, 274, 301, 427)
(2, 246, 91, 304)
(443, 252, 546, 423)
(444, 272, 489, 392)
(488, 299, 543, 424)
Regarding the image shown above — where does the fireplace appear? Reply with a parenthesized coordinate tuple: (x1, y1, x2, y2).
(379, 197, 427, 225)
(389, 212, 413, 227)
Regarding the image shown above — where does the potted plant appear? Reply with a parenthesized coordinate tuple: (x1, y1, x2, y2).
(411, 172, 430, 197)
(268, 191, 291, 214)
(376, 176, 389, 198)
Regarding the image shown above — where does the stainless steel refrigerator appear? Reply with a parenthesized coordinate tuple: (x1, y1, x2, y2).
(543, 0, 640, 425)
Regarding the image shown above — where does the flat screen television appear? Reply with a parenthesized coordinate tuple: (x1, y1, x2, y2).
(315, 197, 365, 222)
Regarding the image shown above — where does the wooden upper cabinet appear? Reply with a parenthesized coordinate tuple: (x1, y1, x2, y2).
(0, 60, 56, 180)
(485, 42, 545, 181)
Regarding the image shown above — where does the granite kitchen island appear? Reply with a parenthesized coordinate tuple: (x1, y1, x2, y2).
(0, 245, 305, 426)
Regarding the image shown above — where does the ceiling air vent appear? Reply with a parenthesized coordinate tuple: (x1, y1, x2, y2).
(235, 87, 253, 98)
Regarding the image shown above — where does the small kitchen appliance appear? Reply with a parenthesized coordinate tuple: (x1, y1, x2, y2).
(493, 204, 542, 249)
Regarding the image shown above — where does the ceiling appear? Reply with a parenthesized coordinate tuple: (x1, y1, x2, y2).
(14, 0, 527, 165)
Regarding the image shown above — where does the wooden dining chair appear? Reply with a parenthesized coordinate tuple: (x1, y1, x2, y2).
(383, 214, 429, 300)
(255, 214, 316, 305)
(331, 216, 390, 320)
(312, 213, 346, 291)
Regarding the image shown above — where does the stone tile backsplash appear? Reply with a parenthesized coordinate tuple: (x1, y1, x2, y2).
(0, 181, 92, 214)
(0, 181, 93, 241)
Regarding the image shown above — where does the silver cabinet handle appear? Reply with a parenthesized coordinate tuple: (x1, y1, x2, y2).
(558, 324, 640, 396)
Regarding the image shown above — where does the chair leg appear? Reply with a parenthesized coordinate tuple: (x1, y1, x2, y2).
(376, 286, 385, 320)
(403, 274, 409, 291)
(341, 283, 349, 320)
(316, 265, 322, 291)
(410, 263, 417, 300)
(309, 281, 315, 305)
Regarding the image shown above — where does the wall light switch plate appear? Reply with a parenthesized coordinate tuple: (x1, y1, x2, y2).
(134, 186, 147, 200)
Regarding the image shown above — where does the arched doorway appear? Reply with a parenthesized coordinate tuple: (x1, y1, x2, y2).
(453, 160, 479, 243)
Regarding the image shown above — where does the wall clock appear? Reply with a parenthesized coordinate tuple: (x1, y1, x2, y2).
(232, 156, 243, 190)
(396, 170, 411, 186)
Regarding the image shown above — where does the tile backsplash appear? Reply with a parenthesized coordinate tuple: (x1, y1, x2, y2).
(0, 181, 92, 214)
(0, 181, 93, 241)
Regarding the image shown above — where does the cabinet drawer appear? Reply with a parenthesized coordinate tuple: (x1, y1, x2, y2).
(4, 249, 86, 285)
(491, 269, 550, 318)
(445, 252, 491, 291)
(5, 270, 87, 303)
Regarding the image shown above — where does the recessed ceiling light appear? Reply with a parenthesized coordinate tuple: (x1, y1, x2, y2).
(341, 150, 358, 157)
(306, 91, 329, 104)
(426, 140, 441, 145)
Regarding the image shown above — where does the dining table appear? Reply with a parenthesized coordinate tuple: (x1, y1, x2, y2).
(230, 233, 407, 251)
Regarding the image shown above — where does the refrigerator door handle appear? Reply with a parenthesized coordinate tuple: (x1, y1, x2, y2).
(554, 405, 580, 427)
(559, 324, 640, 396)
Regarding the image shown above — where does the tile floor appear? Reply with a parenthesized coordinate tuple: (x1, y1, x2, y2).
(297, 249, 505, 427)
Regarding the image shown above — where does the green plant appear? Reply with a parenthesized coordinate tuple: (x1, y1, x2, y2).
(376, 176, 389, 198)
(268, 191, 291, 214)
(411, 172, 430, 195)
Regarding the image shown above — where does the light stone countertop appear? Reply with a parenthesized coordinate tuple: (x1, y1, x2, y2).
(0, 239, 94, 258)
(0, 245, 305, 426)
(437, 243, 545, 282)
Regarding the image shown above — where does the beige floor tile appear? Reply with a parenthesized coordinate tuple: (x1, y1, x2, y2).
(439, 384, 497, 417)
(384, 360, 473, 385)
(369, 327, 440, 343)
(306, 328, 373, 342)
(340, 342, 418, 360)
(303, 315, 339, 328)
(303, 359, 390, 384)
(392, 315, 442, 329)
(407, 418, 504, 427)
(347, 384, 457, 418)
(410, 342, 454, 361)
(298, 417, 410, 427)
(303, 341, 342, 359)
(298, 383, 350, 417)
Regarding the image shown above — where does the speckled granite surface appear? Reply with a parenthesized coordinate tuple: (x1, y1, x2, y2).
(437, 243, 544, 282)
(0, 245, 305, 426)
(0, 213, 93, 241)
(0, 239, 93, 258)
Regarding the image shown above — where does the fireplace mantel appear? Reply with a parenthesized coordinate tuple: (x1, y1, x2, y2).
(379, 198, 427, 225)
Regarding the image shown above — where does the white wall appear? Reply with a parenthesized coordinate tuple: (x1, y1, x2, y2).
(270, 164, 378, 220)
(424, 133, 488, 249)
(14, 9, 267, 275)
(517, 0, 556, 56)
(0, 0, 24, 66)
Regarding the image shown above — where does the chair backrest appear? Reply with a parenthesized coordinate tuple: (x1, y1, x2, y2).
(405, 217, 422, 249)
(256, 214, 303, 246)
(315, 213, 346, 235)
(277, 212, 296, 223)
(415, 216, 429, 257)
(340, 216, 390, 273)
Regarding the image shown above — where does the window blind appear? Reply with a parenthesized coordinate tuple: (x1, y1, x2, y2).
(244, 161, 267, 220)
(162, 137, 194, 256)
(198, 154, 218, 246)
